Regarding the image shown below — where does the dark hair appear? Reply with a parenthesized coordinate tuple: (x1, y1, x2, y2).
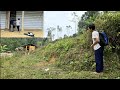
(88, 23, 95, 30)
(18, 18, 20, 20)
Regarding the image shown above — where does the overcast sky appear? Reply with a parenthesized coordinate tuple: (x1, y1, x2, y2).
(43, 11, 86, 40)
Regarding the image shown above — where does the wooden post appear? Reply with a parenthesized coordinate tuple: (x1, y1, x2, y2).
(22, 11, 24, 32)
(5, 11, 10, 29)
(5, 11, 7, 29)
(7, 11, 10, 29)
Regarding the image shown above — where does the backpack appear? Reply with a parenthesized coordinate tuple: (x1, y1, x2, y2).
(99, 32, 109, 46)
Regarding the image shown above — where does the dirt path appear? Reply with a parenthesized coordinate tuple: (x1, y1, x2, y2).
(1, 30, 43, 38)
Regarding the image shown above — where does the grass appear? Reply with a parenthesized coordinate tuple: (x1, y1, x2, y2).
(1, 32, 120, 79)
(1, 51, 120, 79)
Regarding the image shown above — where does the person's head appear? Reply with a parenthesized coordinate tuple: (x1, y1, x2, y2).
(88, 23, 95, 32)
(18, 18, 20, 20)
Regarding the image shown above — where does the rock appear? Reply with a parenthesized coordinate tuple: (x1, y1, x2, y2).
(0, 53, 13, 58)
(45, 68, 49, 71)
(6, 51, 12, 53)
(15, 47, 24, 51)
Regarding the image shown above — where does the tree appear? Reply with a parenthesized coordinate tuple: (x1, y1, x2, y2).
(64, 34, 68, 38)
(103, 11, 108, 13)
(78, 21, 86, 30)
(81, 11, 99, 21)
(57, 25, 62, 39)
(94, 12, 120, 58)
(47, 27, 56, 41)
(66, 25, 72, 36)
(78, 11, 100, 34)
(52, 34, 55, 41)
(70, 12, 79, 34)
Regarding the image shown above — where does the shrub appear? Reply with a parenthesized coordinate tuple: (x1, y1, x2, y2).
(94, 12, 120, 59)
(0, 45, 8, 53)
(1, 38, 43, 51)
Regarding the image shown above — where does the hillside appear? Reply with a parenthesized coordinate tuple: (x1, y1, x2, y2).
(1, 11, 120, 79)
(1, 32, 120, 79)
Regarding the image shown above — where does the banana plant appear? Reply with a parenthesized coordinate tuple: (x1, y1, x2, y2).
(0, 45, 8, 53)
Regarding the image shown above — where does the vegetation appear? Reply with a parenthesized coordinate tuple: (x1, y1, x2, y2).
(0, 45, 8, 53)
(78, 11, 120, 57)
(1, 33, 120, 79)
(0, 38, 47, 51)
(0, 11, 120, 79)
(94, 12, 120, 59)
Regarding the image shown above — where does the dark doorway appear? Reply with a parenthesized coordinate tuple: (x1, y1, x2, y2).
(10, 11, 16, 29)
(10, 11, 16, 20)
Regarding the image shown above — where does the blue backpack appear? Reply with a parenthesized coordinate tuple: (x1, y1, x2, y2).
(99, 32, 109, 46)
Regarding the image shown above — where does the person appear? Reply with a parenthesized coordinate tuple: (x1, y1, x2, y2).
(16, 18, 20, 32)
(10, 18, 14, 32)
(13, 20, 16, 31)
(88, 23, 104, 74)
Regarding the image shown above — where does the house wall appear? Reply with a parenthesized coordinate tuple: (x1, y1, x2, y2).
(0, 11, 6, 29)
(16, 11, 43, 30)
(0, 11, 44, 30)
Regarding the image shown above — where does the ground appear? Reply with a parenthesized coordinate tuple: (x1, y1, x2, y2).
(1, 53, 120, 79)
(1, 29, 44, 38)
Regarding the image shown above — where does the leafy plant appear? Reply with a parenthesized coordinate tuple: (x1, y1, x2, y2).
(94, 12, 120, 58)
(0, 45, 8, 53)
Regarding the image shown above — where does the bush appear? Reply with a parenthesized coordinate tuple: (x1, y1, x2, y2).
(0, 45, 8, 53)
(1, 38, 43, 51)
(94, 12, 120, 59)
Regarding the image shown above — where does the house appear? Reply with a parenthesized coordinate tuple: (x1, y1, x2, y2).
(0, 11, 85, 39)
(0, 11, 43, 31)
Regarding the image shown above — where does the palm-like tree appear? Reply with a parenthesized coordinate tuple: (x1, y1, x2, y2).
(47, 27, 56, 41)
(57, 25, 62, 39)
(52, 34, 55, 41)
(70, 12, 79, 34)
(66, 25, 72, 36)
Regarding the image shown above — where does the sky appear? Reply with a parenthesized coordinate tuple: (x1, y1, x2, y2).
(43, 11, 86, 40)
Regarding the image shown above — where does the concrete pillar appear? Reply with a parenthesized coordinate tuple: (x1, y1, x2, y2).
(5, 11, 10, 29)
(5, 11, 8, 29)
(22, 11, 24, 32)
(7, 11, 10, 29)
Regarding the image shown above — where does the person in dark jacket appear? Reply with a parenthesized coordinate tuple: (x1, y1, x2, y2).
(13, 20, 16, 31)
(10, 18, 14, 32)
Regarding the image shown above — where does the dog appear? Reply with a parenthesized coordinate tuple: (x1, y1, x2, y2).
(25, 45, 36, 55)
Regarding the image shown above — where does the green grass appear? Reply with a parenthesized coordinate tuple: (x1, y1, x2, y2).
(1, 50, 120, 79)
(1, 32, 120, 79)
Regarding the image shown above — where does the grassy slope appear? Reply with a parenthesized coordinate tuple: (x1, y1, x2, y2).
(1, 33, 120, 79)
